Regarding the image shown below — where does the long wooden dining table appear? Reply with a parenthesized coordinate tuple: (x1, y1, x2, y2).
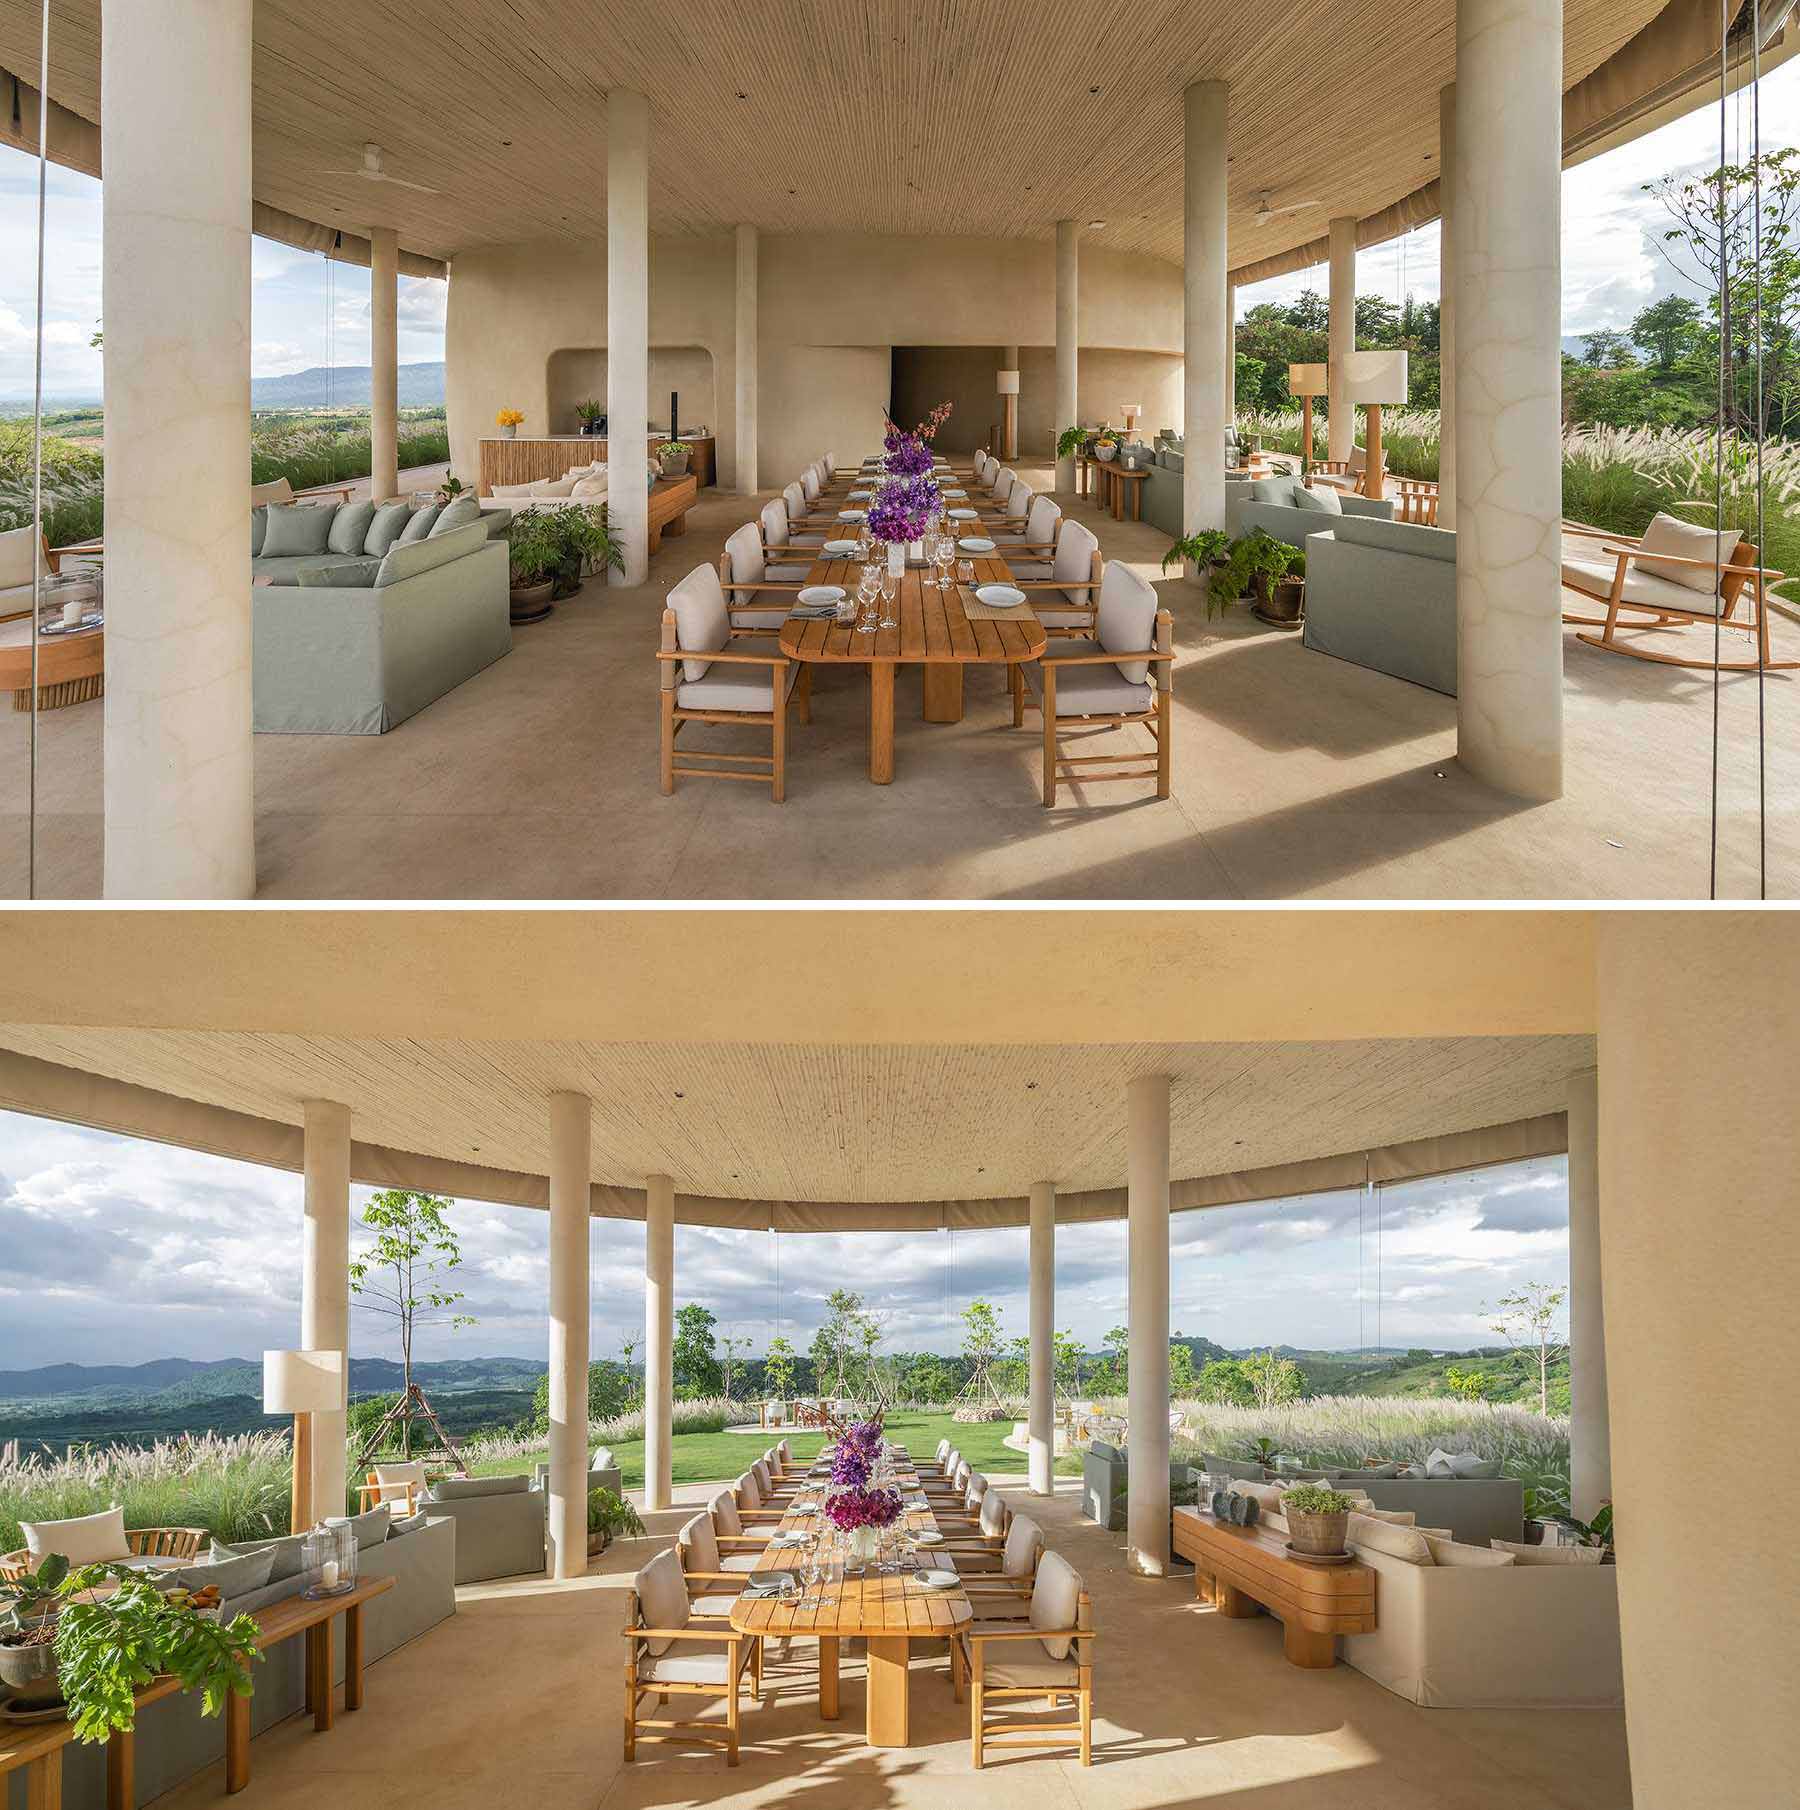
(727, 1446, 971, 1748)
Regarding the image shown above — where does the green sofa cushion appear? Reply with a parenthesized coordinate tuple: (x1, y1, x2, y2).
(481, 506, 514, 538)
(398, 502, 443, 544)
(261, 502, 336, 558)
(329, 499, 378, 555)
(1291, 483, 1343, 514)
(429, 496, 483, 537)
(250, 505, 268, 557)
(1248, 476, 1294, 504)
(429, 1474, 530, 1500)
(1333, 512, 1457, 563)
(296, 561, 380, 588)
(364, 501, 413, 557)
(252, 554, 379, 586)
(374, 519, 488, 588)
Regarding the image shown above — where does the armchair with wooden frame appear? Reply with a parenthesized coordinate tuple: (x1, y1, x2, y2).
(935, 1483, 1010, 1549)
(951, 1552, 1094, 1768)
(1562, 519, 1792, 672)
(1014, 566, 1174, 806)
(1311, 446, 1385, 498)
(676, 1512, 769, 1694)
(659, 564, 810, 803)
(720, 521, 807, 632)
(988, 496, 1064, 564)
(623, 1547, 757, 1768)
(355, 1460, 425, 1515)
(1007, 520, 1102, 641)
(1, 1525, 203, 1581)
(947, 1508, 1045, 1610)
(706, 1489, 775, 1557)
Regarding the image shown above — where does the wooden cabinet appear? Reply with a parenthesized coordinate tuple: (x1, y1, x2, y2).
(478, 435, 715, 495)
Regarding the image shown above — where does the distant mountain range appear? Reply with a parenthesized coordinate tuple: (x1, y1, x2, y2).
(0, 1354, 543, 1406)
(249, 361, 445, 409)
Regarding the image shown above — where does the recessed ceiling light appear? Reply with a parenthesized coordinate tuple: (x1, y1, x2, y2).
(736, 91, 748, 100)
(1088, 85, 1101, 95)
(1088, 219, 1107, 229)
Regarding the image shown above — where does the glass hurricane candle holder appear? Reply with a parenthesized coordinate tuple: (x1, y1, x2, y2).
(302, 1519, 358, 1599)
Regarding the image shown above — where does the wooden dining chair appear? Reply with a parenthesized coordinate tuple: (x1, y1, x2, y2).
(659, 564, 808, 802)
(953, 1553, 1094, 1768)
(624, 1548, 758, 1767)
(1015, 566, 1173, 806)
(720, 522, 811, 632)
(991, 496, 1064, 564)
(1007, 520, 1101, 640)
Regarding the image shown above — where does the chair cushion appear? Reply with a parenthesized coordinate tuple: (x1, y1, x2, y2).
(1000, 1512, 1043, 1578)
(667, 566, 731, 681)
(978, 1647, 1082, 1689)
(726, 520, 766, 586)
(689, 1592, 740, 1619)
(767, 562, 809, 582)
(676, 637, 796, 713)
(23, 1506, 130, 1567)
(210, 1530, 310, 1582)
(374, 521, 487, 588)
(167, 1544, 278, 1601)
(262, 503, 337, 558)
(1030, 1551, 1081, 1661)
(1249, 476, 1295, 504)
(398, 503, 443, 543)
(1291, 484, 1343, 515)
(1491, 1538, 1607, 1566)
(249, 507, 268, 558)
(637, 1546, 691, 1656)
(343, 1504, 394, 1550)
(635, 1640, 752, 1686)
(527, 477, 576, 500)
(429, 497, 484, 537)
(328, 500, 377, 554)
(364, 502, 413, 557)
(372, 1461, 427, 1502)
(1096, 564, 1156, 683)
(249, 476, 296, 508)
(1561, 546, 1723, 616)
(978, 1491, 1006, 1538)
(569, 475, 608, 501)
(681, 1512, 722, 1573)
(1635, 511, 1741, 593)
(729, 598, 790, 630)
(429, 1474, 528, 1499)
(710, 1491, 744, 1537)
(1026, 650, 1152, 718)
(294, 561, 380, 588)
(720, 1552, 760, 1573)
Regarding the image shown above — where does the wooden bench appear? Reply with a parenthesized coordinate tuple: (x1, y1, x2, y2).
(1172, 1506, 1375, 1669)
(647, 474, 698, 556)
(0, 1574, 393, 1810)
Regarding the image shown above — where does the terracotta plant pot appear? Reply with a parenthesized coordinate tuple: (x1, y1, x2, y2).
(509, 579, 555, 624)
(1251, 577, 1305, 628)
(1284, 1508, 1349, 1556)
(660, 450, 691, 477)
(0, 1620, 62, 1707)
(587, 1529, 610, 1558)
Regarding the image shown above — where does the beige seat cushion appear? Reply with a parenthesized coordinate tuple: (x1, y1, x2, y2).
(1561, 545, 1721, 616)
(371, 1461, 426, 1504)
(978, 1647, 1082, 1689)
(1025, 648, 1152, 718)
(681, 1512, 724, 1573)
(710, 1491, 745, 1537)
(689, 1592, 741, 1618)
(635, 1641, 753, 1686)
(667, 565, 730, 681)
(719, 1552, 761, 1573)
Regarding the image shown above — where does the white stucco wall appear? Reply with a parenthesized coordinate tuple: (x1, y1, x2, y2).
(445, 231, 1185, 489)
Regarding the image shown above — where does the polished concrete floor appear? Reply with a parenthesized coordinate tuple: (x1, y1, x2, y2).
(4, 464, 1792, 898)
(145, 1477, 1633, 1810)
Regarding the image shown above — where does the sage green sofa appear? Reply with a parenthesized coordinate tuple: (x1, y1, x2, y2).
(1226, 474, 1395, 545)
(252, 518, 512, 734)
(1303, 513, 1459, 698)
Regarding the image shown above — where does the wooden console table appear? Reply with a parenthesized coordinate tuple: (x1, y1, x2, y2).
(1172, 1507, 1374, 1669)
(0, 1574, 394, 1810)
(477, 435, 715, 494)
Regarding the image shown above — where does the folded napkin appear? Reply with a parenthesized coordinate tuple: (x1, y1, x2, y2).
(788, 604, 838, 619)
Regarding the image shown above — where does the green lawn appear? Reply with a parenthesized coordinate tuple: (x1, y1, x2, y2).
(469, 1411, 1083, 1492)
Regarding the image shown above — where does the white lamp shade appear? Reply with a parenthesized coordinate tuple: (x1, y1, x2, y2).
(995, 369, 1020, 395)
(1120, 403, 1142, 414)
(263, 1348, 346, 1414)
(1288, 362, 1328, 398)
(1343, 349, 1409, 405)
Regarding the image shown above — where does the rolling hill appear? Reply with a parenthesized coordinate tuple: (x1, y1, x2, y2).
(250, 361, 445, 409)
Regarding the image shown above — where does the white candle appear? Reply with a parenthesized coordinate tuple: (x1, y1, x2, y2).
(62, 599, 84, 628)
(321, 1558, 339, 1589)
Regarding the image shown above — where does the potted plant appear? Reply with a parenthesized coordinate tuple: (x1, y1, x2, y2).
(575, 400, 604, 437)
(1280, 1483, 1356, 1556)
(586, 1487, 646, 1557)
(435, 474, 470, 507)
(0, 1554, 69, 1708)
(495, 407, 524, 440)
(546, 502, 626, 599)
(656, 439, 691, 477)
(1094, 429, 1121, 463)
(1161, 528, 1231, 585)
(505, 511, 561, 621)
(1549, 1501, 1615, 1561)
(1207, 529, 1306, 624)
(1056, 425, 1090, 463)
(1247, 1436, 1279, 1472)
(53, 1564, 259, 1743)
(1253, 541, 1306, 627)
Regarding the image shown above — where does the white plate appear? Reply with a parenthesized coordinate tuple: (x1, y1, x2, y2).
(798, 585, 845, 606)
(942, 488, 967, 498)
(838, 509, 866, 521)
(914, 1568, 960, 1589)
(848, 490, 873, 500)
(958, 537, 996, 554)
(947, 507, 978, 520)
(822, 538, 860, 555)
(913, 1530, 944, 1546)
(768, 1531, 807, 1547)
(975, 584, 1026, 609)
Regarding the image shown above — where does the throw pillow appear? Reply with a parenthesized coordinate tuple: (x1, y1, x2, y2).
(1424, 1534, 1515, 1568)
(527, 477, 576, 499)
(211, 1532, 309, 1583)
(363, 501, 412, 557)
(1635, 511, 1742, 594)
(389, 1510, 429, 1537)
(1448, 1454, 1502, 1480)
(250, 505, 268, 557)
(261, 502, 337, 558)
(327, 500, 377, 555)
(1354, 1507, 1417, 1526)
(397, 503, 443, 544)
(1248, 476, 1293, 504)
(166, 1545, 277, 1600)
(427, 496, 483, 537)
(488, 481, 536, 499)
(1292, 484, 1343, 515)
(1491, 1539, 1606, 1566)
(22, 1505, 130, 1567)
(429, 1474, 530, 1500)
(341, 1504, 392, 1550)
(295, 563, 378, 588)
(1345, 1512, 1434, 1564)
(569, 476, 609, 500)
(1424, 1447, 1459, 1478)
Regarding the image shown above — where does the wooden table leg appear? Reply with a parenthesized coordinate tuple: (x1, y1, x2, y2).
(921, 661, 963, 723)
(225, 1689, 251, 1794)
(344, 1601, 365, 1712)
(865, 1636, 911, 1747)
(869, 663, 895, 784)
(1282, 1620, 1336, 1669)
(1217, 1583, 1259, 1619)
(818, 1636, 840, 1720)
(105, 1731, 134, 1810)
(1130, 484, 1143, 522)
(1112, 478, 1126, 522)
(24, 1752, 61, 1810)
(309, 1618, 334, 1732)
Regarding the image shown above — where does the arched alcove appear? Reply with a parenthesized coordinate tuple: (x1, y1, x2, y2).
(545, 345, 717, 437)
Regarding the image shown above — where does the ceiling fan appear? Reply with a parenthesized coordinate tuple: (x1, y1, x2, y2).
(316, 143, 438, 194)
(1251, 190, 1318, 223)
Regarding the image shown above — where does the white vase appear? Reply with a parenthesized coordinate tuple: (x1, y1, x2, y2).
(850, 1526, 881, 1564)
(886, 542, 906, 578)
(907, 537, 925, 566)
(500, 424, 517, 439)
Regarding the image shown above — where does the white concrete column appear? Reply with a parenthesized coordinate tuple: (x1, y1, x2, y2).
(1436, 85, 1456, 528)
(100, 0, 253, 899)
(1596, 918, 1795, 1810)
(300, 1099, 351, 1523)
(644, 1173, 675, 1512)
(1326, 216, 1357, 463)
(1225, 282, 1237, 426)
(1454, 0, 1564, 801)
(1182, 82, 1230, 535)
(1566, 1066, 1609, 1521)
(546, 1092, 591, 1579)
(1028, 1181, 1055, 1497)
(1126, 1074, 1172, 1577)
(1054, 220, 1080, 490)
(607, 90, 651, 585)
(369, 226, 399, 504)
(734, 224, 758, 493)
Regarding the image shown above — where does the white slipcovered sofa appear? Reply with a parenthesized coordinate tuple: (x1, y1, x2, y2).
(483, 460, 609, 514)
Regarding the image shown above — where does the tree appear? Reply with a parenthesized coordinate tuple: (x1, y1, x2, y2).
(1288, 287, 1329, 333)
(1630, 294, 1704, 371)
(530, 1359, 634, 1434)
(617, 1330, 643, 1410)
(1169, 1340, 1197, 1395)
(763, 1334, 797, 1400)
(809, 1288, 865, 1396)
(1240, 1348, 1303, 1410)
(718, 1327, 750, 1403)
(672, 1302, 722, 1398)
(1051, 1328, 1084, 1397)
(1579, 328, 1638, 369)
(1196, 1358, 1254, 1406)
(1442, 1364, 1490, 1402)
(904, 1352, 960, 1404)
(347, 1190, 474, 1456)
(1486, 1282, 1568, 1415)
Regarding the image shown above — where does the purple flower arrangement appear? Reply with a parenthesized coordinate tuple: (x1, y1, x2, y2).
(865, 472, 941, 546)
(824, 1417, 902, 1531)
(881, 433, 935, 479)
(825, 1484, 903, 1533)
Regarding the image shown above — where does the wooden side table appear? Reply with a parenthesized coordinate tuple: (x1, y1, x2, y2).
(1107, 466, 1151, 522)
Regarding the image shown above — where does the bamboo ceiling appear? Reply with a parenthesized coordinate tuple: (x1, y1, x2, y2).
(0, 0, 1669, 269)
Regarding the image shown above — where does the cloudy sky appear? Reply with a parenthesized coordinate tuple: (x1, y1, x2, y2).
(1, 64, 1795, 399)
(0, 1108, 1569, 1372)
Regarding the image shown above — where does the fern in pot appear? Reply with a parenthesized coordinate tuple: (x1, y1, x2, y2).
(586, 1487, 646, 1557)
(506, 511, 562, 622)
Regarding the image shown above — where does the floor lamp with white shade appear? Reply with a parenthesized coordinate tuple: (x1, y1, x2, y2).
(264, 1349, 346, 1533)
(1341, 349, 1409, 501)
(996, 367, 1019, 460)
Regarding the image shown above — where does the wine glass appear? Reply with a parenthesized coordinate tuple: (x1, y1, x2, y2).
(879, 565, 899, 630)
(856, 563, 881, 633)
(933, 534, 956, 593)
